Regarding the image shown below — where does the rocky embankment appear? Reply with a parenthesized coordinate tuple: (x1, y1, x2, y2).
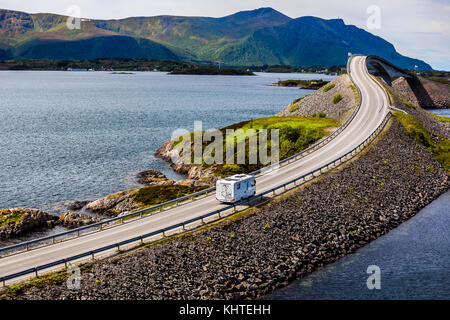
(59, 212, 102, 229)
(8, 115, 448, 299)
(84, 189, 141, 217)
(392, 76, 449, 109)
(0, 209, 58, 239)
(277, 74, 357, 121)
(383, 79, 450, 139)
(0, 208, 106, 238)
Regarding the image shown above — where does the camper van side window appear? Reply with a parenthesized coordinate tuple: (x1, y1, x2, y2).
(251, 180, 256, 187)
(237, 183, 240, 190)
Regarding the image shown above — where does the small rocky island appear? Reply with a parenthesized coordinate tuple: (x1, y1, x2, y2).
(271, 79, 330, 89)
(169, 67, 254, 76)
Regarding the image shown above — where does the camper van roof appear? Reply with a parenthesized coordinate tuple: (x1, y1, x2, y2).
(220, 174, 253, 183)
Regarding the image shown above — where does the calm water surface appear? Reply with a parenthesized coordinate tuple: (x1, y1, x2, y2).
(428, 108, 450, 117)
(266, 191, 450, 300)
(0, 71, 334, 212)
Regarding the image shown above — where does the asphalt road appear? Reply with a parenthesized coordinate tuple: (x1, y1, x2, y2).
(0, 55, 390, 281)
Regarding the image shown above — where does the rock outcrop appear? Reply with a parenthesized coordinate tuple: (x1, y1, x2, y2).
(59, 212, 102, 229)
(65, 200, 89, 211)
(85, 189, 140, 217)
(136, 169, 174, 186)
(0, 208, 59, 239)
(155, 140, 191, 174)
(155, 142, 220, 183)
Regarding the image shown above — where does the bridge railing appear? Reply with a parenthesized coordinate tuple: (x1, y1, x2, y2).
(0, 110, 392, 286)
(0, 55, 393, 285)
(0, 57, 364, 258)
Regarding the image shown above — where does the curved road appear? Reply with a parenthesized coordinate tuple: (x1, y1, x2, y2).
(0, 55, 390, 282)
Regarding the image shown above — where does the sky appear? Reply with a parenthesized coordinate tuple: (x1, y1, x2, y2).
(1, 0, 449, 70)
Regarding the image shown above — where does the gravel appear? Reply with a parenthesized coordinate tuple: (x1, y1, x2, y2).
(277, 75, 356, 121)
(8, 118, 448, 300)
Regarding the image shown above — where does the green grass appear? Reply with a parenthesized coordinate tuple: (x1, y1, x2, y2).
(323, 83, 335, 92)
(289, 103, 300, 112)
(332, 93, 343, 104)
(349, 83, 360, 104)
(428, 112, 450, 123)
(172, 116, 337, 177)
(394, 112, 450, 170)
(427, 77, 450, 85)
(401, 99, 418, 109)
(133, 185, 210, 206)
(0, 209, 26, 227)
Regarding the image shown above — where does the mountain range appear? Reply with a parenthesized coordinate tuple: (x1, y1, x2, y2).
(0, 7, 432, 69)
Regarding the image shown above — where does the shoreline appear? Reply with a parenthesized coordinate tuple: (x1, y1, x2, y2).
(265, 190, 450, 299)
(5, 115, 448, 299)
(1, 72, 449, 299)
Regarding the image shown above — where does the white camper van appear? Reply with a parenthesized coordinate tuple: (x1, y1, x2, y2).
(216, 174, 256, 203)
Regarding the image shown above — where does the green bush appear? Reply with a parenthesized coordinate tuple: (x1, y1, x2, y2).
(292, 96, 305, 104)
(332, 93, 343, 104)
(318, 113, 326, 118)
(0, 209, 26, 227)
(289, 103, 300, 112)
(133, 185, 209, 206)
(323, 83, 335, 92)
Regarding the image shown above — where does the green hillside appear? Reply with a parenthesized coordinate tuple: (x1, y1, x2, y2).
(0, 7, 433, 69)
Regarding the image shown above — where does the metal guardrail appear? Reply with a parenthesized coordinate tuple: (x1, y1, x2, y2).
(367, 73, 409, 115)
(0, 56, 364, 258)
(0, 111, 392, 286)
(0, 55, 392, 285)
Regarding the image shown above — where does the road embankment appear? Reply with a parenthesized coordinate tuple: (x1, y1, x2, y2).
(5, 111, 448, 300)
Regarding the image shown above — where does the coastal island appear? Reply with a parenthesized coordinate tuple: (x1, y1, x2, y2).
(169, 67, 255, 76)
(271, 79, 330, 89)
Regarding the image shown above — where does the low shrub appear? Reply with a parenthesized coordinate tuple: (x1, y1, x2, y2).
(323, 83, 335, 92)
(332, 93, 343, 104)
(133, 185, 210, 206)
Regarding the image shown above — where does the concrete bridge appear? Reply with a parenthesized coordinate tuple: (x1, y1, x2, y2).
(366, 55, 414, 85)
